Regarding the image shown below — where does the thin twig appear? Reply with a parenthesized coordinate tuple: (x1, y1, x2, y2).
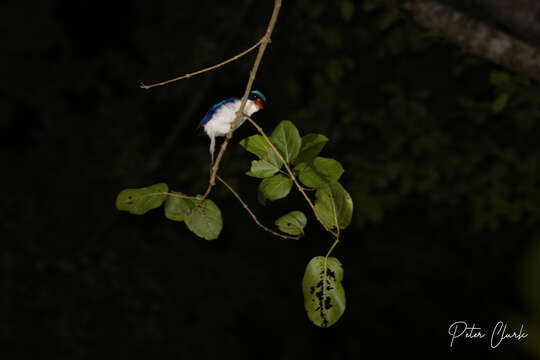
(140, 38, 264, 89)
(217, 175, 300, 240)
(202, 0, 282, 200)
(245, 116, 339, 238)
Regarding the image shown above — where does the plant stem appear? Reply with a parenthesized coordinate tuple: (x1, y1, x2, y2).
(216, 175, 300, 240)
(325, 239, 340, 260)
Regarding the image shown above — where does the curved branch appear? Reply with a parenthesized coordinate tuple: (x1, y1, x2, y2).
(140, 38, 264, 89)
(217, 175, 300, 240)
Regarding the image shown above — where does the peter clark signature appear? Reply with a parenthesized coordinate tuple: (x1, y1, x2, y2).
(448, 321, 528, 348)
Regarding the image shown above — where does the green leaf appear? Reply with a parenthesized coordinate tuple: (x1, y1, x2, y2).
(293, 133, 328, 165)
(258, 174, 293, 202)
(269, 120, 302, 164)
(116, 183, 168, 215)
(185, 198, 222, 240)
(257, 187, 267, 206)
(303, 256, 345, 328)
(164, 195, 222, 240)
(294, 157, 344, 189)
(164, 193, 193, 221)
(246, 159, 280, 178)
(492, 93, 509, 113)
(239, 135, 269, 158)
(262, 147, 283, 169)
(239, 134, 282, 168)
(275, 211, 307, 235)
(314, 182, 353, 230)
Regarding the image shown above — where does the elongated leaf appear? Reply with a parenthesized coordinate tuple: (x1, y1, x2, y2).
(314, 182, 353, 230)
(492, 93, 509, 113)
(269, 120, 302, 164)
(116, 183, 168, 215)
(293, 133, 328, 165)
(258, 174, 293, 203)
(246, 159, 280, 178)
(294, 157, 344, 188)
(275, 211, 307, 235)
(303, 256, 345, 328)
(185, 198, 222, 240)
(164, 193, 193, 221)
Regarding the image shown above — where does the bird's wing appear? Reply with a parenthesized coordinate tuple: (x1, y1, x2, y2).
(198, 97, 239, 127)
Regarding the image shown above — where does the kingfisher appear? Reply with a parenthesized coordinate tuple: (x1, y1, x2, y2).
(200, 90, 267, 164)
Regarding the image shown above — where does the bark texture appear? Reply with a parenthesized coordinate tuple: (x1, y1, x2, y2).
(475, 0, 540, 48)
(403, 0, 540, 82)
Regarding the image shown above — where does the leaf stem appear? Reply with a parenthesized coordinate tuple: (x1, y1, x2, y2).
(324, 194, 341, 260)
(216, 175, 300, 240)
(325, 238, 340, 260)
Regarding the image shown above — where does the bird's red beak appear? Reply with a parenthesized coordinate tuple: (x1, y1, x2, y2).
(255, 98, 264, 109)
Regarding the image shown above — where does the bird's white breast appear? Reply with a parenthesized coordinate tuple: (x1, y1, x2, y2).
(204, 99, 259, 138)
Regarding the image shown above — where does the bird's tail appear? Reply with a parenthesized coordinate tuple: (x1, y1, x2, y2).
(209, 136, 215, 165)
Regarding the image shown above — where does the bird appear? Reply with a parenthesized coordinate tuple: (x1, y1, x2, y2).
(200, 90, 266, 164)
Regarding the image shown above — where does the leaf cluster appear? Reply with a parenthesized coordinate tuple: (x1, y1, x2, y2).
(240, 120, 352, 327)
(115, 119, 354, 327)
(116, 184, 223, 240)
(240, 120, 353, 233)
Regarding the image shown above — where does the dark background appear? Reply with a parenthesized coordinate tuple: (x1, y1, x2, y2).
(2, 0, 540, 358)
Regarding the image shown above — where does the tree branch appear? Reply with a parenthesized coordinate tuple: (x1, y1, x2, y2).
(202, 0, 282, 200)
(216, 175, 300, 240)
(373, 0, 540, 83)
(402, 0, 540, 83)
(474, 0, 540, 48)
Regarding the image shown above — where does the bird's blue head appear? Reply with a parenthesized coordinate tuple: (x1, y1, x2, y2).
(248, 90, 267, 110)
